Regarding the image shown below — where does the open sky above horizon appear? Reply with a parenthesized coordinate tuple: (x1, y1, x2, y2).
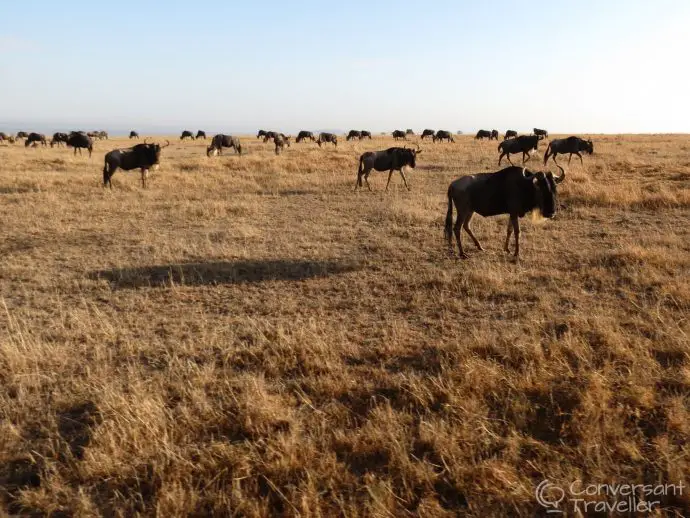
(1, 0, 689, 135)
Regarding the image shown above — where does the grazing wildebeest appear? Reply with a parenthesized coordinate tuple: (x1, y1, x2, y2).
(196, 130, 206, 139)
(533, 128, 548, 139)
(544, 136, 593, 166)
(129, 131, 139, 139)
(257, 130, 268, 139)
(354, 146, 422, 191)
(16, 131, 29, 140)
(433, 130, 455, 143)
(66, 131, 94, 157)
(180, 130, 195, 140)
(475, 130, 492, 140)
(421, 129, 436, 140)
(445, 164, 565, 259)
(207, 134, 242, 156)
(50, 132, 69, 147)
(360, 130, 372, 140)
(497, 135, 540, 166)
(25, 133, 47, 147)
(406, 129, 415, 136)
(504, 130, 517, 140)
(87, 131, 100, 139)
(317, 132, 338, 147)
(296, 131, 315, 143)
(346, 130, 362, 141)
(98, 131, 108, 140)
(490, 130, 499, 140)
(262, 131, 279, 143)
(0, 132, 15, 143)
(103, 141, 170, 188)
(274, 134, 291, 155)
(392, 130, 407, 140)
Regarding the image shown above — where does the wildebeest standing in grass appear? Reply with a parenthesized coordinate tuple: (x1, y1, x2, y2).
(16, 131, 29, 140)
(129, 131, 139, 139)
(207, 134, 242, 156)
(196, 130, 206, 139)
(433, 130, 455, 143)
(498, 135, 540, 166)
(180, 130, 194, 140)
(317, 132, 337, 147)
(533, 128, 548, 139)
(421, 129, 436, 140)
(50, 132, 69, 147)
(445, 164, 565, 259)
(66, 131, 94, 157)
(354, 146, 422, 191)
(490, 130, 499, 140)
(0, 132, 14, 144)
(544, 136, 593, 166)
(346, 130, 362, 141)
(475, 129, 491, 140)
(360, 130, 372, 139)
(296, 131, 315, 143)
(274, 134, 291, 155)
(262, 131, 279, 143)
(257, 130, 268, 139)
(103, 140, 170, 188)
(392, 130, 406, 140)
(504, 130, 517, 140)
(406, 129, 415, 136)
(25, 133, 47, 147)
(98, 131, 108, 140)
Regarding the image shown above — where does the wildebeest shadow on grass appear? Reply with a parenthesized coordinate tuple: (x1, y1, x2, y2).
(91, 259, 360, 289)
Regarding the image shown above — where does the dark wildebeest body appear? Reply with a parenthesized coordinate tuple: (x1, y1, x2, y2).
(317, 132, 337, 147)
(207, 134, 242, 156)
(445, 165, 564, 259)
(433, 130, 455, 143)
(262, 131, 279, 143)
(98, 131, 108, 140)
(392, 130, 407, 141)
(103, 141, 170, 188)
(475, 130, 492, 140)
(421, 129, 436, 140)
(490, 130, 499, 140)
(544, 136, 593, 166)
(296, 131, 315, 143)
(129, 131, 140, 139)
(497, 135, 540, 166)
(196, 130, 206, 140)
(504, 130, 517, 140)
(360, 130, 372, 140)
(533, 128, 548, 139)
(16, 131, 29, 140)
(25, 133, 47, 147)
(355, 146, 422, 191)
(406, 129, 415, 136)
(273, 134, 291, 155)
(346, 130, 362, 141)
(66, 132, 94, 157)
(180, 130, 195, 140)
(257, 130, 268, 140)
(50, 132, 69, 147)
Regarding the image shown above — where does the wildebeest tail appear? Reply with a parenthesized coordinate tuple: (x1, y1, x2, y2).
(444, 186, 454, 241)
(543, 142, 552, 165)
(103, 162, 110, 186)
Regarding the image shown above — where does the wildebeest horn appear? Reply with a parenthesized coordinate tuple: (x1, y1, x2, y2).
(521, 167, 527, 176)
(143, 138, 149, 144)
(554, 164, 565, 184)
(161, 140, 170, 148)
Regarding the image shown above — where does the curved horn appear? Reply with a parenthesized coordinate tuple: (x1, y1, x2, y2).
(522, 167, 527, 176)
(554, 164, 565, 184)
(143, 137, 149, 144)
(161, 140, 171, 148)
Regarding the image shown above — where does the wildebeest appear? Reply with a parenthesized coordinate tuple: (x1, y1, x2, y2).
(257, 130, 268, 139)
(129, 131, 139, 139)
(533, 128, 548, 139)
(180, 130, 195, 140)
(433, 130, 455, 143)
(392, 130, 407, 140)
(421, 129, 436, 140)
(490, 130, 499, 140)
(296, 130, 315, 143)
(207, 134, 242, 156)
(406, 129, 415, 136)
(475, 130, 492, 140)
(50, 132, 69, 147)
(16, 131, 29, 140)
(196, 130, 206, 139)
(504, 130, 517, 140)
(445, 165, 565, 259)
(103, 140, 170, 188)
(274, 134, 291, 155)
(317, 132, 338, 147)
(544, 136, 593, 166)
(497, 135, 540, 166)
(25, 132, 47, 147)
(354, 146, 422, 191)
(66, 131, 94, 157)
(262, 131, 279, 143)
(360, 130, 372, 139)
(98, 131, 108, 140)
(346, 130, 362, 141)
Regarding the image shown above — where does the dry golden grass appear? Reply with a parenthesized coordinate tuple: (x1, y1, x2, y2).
(0, 133, 688, 516)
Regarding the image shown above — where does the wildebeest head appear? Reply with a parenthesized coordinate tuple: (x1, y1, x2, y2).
(401, 146, 422, 168)
(527, 166, 565, 219)
(584, 139, 594, 154)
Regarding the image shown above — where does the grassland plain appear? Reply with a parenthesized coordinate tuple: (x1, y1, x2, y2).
(0, 133, 688, 516)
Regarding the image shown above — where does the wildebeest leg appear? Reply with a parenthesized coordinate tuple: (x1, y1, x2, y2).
(463, 212, 483, 251)
(511, 215, 520, 258)
(568, 154, 573, 165)
(364, 172, 372, 192)
(507, 154, 515, 166)
(385, 169, 395, 191)
(523, 152, 531, 164)
(454, 207, 471, 259)
(504, 220, 513, 253)
(74, 147, 77, 156)
(399, 167, 410, 190)
(576, 152, 584, 166)
(498, 153, 504, 166)
(141, 168, 148, 188)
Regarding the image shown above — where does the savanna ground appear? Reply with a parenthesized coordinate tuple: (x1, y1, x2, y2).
(0, 132, 688, 516)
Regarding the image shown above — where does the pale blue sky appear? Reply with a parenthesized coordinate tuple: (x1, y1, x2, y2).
(1, 0, 688, 134)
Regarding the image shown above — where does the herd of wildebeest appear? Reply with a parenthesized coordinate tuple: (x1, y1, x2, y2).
(0, 126, 596, 259)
